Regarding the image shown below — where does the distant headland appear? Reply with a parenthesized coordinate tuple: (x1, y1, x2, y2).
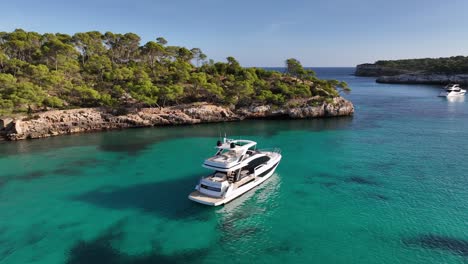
(355, 56, 468, 85)
(0, 29, 353, 141)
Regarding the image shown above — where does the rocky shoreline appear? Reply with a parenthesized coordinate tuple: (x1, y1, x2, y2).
(0, 97, 354, 141)
(355, 63, 468, 85)
(376, 73, 468, 85)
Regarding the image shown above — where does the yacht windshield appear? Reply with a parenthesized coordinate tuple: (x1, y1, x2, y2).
(214, 172, 226, 178)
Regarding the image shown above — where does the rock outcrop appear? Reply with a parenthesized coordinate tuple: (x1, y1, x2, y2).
(0, 99, 354, 141)
(376, 74, 468, 85)
(237, 97, 354, 119)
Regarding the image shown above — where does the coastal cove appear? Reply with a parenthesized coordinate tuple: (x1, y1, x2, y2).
(0, 29, 355, 141)
(1, 67, 468, 264)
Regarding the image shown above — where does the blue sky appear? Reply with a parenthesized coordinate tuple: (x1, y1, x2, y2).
(1, 0, 468, 66)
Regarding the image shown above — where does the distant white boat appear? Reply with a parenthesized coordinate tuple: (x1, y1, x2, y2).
(439, 84, 466, 97)
(188, 138, 281, 206)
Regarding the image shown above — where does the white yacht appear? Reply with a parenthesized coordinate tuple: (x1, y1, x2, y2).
(439, 84, 466, 97)
(188, 138, 281, 206)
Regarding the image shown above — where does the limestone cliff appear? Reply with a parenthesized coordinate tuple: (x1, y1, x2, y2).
(0, 98, 354, 141)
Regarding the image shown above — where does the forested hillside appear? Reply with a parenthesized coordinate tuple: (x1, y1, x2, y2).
(0, 29, 349, 115)
(374, 56, 468, 74)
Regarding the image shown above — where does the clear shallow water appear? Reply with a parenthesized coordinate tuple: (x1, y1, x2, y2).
(1, 68, 468, 264)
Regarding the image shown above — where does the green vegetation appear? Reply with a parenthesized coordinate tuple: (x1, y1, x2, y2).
(375, 56, 468, 74)
(0, 29, 349, 115)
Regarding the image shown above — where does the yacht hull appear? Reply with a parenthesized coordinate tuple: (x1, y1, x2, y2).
(439, 89, 466, 97)
(188, 160, 280, 206)
(439, 93, 466, 97)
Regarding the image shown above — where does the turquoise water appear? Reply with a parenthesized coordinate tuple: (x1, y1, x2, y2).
(1, 68, 468, 263)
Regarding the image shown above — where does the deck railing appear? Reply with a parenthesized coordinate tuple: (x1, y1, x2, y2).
(258, 148, 282, 154)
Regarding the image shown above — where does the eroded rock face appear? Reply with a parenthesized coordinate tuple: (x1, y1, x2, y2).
(237, 97, 354, 119)
(2, 103, 239, 140)
(180, 104, 235, 122)
(376, 74, 468, 85)
(1, 99, 354, 141)
(236, 105, 282, 118)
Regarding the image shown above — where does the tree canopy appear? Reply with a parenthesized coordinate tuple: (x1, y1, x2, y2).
(0, 29, 348, 115)
(375, 56, 468, 74)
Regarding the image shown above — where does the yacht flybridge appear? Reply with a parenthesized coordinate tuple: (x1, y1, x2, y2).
(188, 138, 281, 206)
(439, 84, 466, 97)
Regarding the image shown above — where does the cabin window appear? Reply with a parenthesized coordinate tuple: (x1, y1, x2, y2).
(200, 184, 221, 192)
(244, 156, 271, 173)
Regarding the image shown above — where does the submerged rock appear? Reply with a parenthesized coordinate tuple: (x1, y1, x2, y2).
(404, 234, 468, 256)
(1, 99, 354, 141)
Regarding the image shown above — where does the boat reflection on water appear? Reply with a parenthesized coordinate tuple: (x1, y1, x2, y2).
(446, 95, 465, 114)
(446, 96, 465, 103)
(213, 173, 281, 247)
